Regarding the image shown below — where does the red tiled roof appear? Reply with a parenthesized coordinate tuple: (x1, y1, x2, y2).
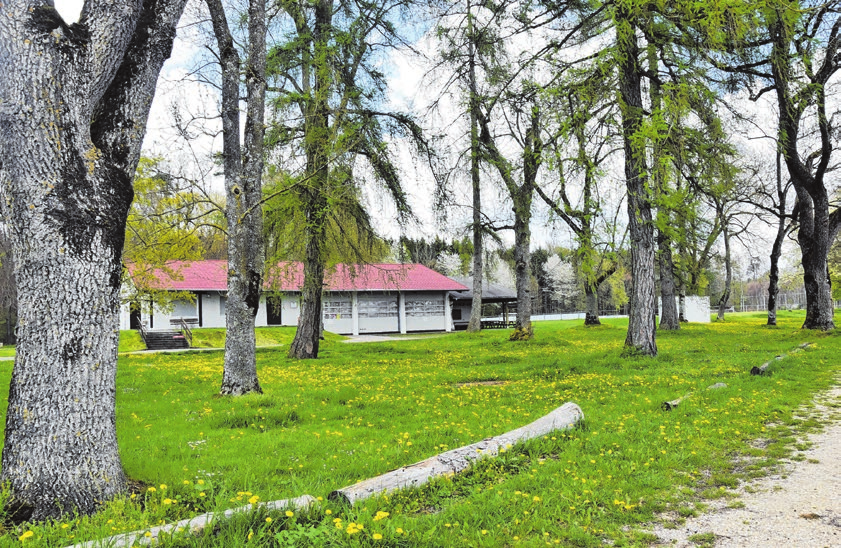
(128, 261, 467, 292)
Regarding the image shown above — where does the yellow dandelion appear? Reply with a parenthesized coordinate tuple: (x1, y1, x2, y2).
(285, 510, 294, 517)
(373, 533, 383, 540)
(18, 531, 34, 541)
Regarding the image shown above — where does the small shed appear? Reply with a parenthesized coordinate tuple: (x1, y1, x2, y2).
(447, 276, 518, 329)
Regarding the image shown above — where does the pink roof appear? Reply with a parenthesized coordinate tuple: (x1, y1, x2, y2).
(129, 260, 467, 292)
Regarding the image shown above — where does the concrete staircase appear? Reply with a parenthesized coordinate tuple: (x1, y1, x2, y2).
(142, 330, 190, 351)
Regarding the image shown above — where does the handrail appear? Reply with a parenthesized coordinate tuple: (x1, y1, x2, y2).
(177, 318, 193, 348)
(138, 322, 149, 344)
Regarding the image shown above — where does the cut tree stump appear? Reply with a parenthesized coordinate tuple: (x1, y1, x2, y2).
(329, 402, 584, 505)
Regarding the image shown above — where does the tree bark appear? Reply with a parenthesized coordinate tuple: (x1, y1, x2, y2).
(658, 229, 680, 330)
(0, 0, 187, 518)
(584, 283, 601, 325)
(678, 283, 688, 322)
(206, 0, 265, 395)
(648, 44, 679, 331)
(767, 152, 788, 326)
(616, 9, 657, 356)
(466, 0, 483, 334)
(289, 0, 332, 359)
(510, 108, 541, 340)
(716, 219, 732, 321)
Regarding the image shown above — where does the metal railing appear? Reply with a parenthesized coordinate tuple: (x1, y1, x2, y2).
(175, 318, 194, 348)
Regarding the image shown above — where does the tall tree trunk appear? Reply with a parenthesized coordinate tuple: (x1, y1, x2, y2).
(617, 9, 657, 356)
(0, 0, 187, 519)
(658, 230, 680, 330)
(648, 44, 679, 331)
(678, 284, 687, 322)
(289, 0, 332, 358)
(511, 212, 533, 339)
(767, 151, 787, 326)
(508, 107, 540, 341)
(289, 213, 326, 358)
(797, 187, 835, 329)
(584, 283, 600, 325)
(207, 0, 265, 395)
(716, 221, 732, 321)
(466, 0, 483, 333)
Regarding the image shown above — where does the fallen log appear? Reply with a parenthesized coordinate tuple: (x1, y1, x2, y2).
(68, 494, 316, 548)
(329, 402, 584, 505)
(662, 383, 727, 411)
(751, 343, 812, 376)
(661, 394, 691, 411)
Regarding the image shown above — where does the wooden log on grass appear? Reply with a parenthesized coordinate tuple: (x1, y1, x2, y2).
(329, 402, 584, 505)
(662, 383, 727, 411)
(68, 494, 317, 548)
(751, 343, 812, 376)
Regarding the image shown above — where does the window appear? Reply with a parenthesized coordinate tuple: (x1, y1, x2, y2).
(406, 298, 444, 317)
(323, 300, 352, 320)
(358, 298, 398, 318)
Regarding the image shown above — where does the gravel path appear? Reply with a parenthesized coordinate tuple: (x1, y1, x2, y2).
(647, 383, 841, 547)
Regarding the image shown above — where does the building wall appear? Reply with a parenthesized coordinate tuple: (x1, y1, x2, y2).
(658, 296, 711, 323)
(264, 294, 300, 327)
(684, 296, 711, 323)
(357, 293, 399, 333)
(123, 288, 454, 334)
(404, 291, 448, 332)
(323, 294, 354, 334)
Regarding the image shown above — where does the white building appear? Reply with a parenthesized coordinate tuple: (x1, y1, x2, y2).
(122, 261, 467, 335)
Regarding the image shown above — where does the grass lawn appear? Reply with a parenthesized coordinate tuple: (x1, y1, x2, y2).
(0, 312, 839, 546)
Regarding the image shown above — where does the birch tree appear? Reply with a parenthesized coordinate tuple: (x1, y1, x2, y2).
(0, 0, 188, 519)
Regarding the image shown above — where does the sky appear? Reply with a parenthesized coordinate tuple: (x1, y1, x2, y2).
(54, 0, 82, 24)
(48, 0, 805, 278)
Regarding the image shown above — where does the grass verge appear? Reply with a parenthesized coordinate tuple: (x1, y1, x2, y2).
(0, 311, 837, 547)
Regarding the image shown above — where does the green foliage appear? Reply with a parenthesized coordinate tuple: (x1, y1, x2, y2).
(124, 158, 217, 311)
(0, 313, 837, 546)
(262, 171, 390, 270)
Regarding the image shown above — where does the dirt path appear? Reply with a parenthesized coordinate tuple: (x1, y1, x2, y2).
(647, 384, 841, 547)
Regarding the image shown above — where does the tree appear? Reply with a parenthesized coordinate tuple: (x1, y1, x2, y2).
(766, 2, 841, 329)
(206, 0, 267, 395)
(613, 2, 658, 355)
(537, 72, 625, 326)
(477, 102, 542, 340)
(268, 0, 418, 358)
(0, 0, 188, 518)
(711, 0, 841, 329)
(123, 157, 207, 310)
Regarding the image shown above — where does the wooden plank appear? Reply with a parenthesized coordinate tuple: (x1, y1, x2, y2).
(329, 402, 584, 505)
